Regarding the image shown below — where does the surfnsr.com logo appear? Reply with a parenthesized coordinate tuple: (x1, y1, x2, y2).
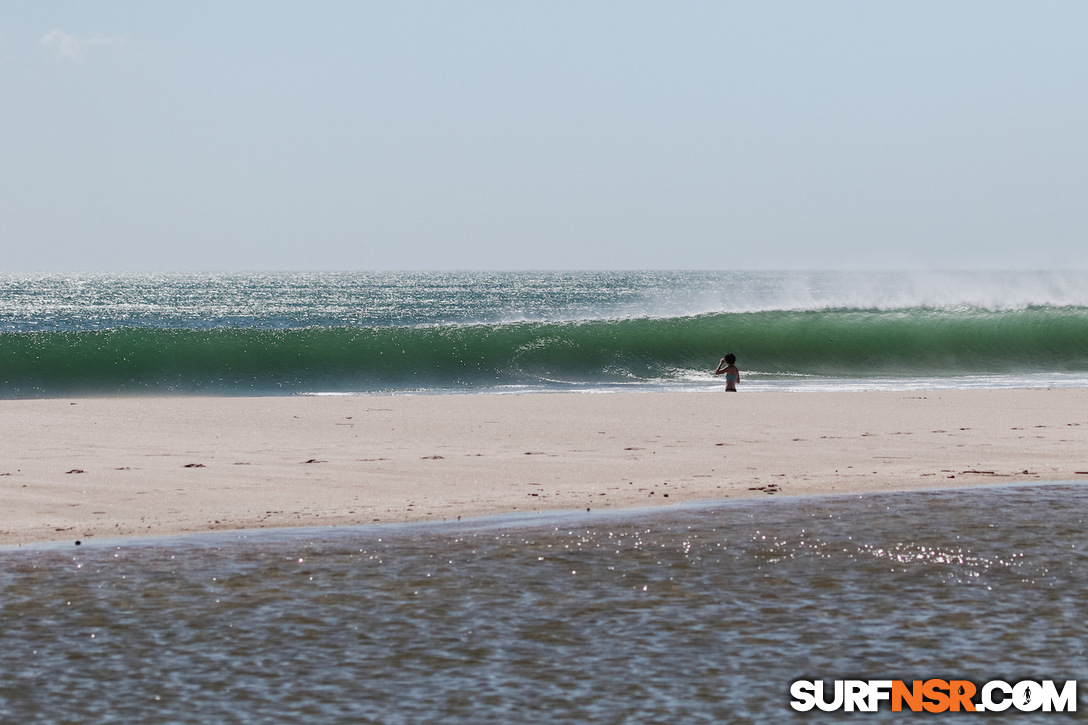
(790, 679, 1077, 713)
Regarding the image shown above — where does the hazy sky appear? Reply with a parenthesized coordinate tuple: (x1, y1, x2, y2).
(3, 2, 1086, 272)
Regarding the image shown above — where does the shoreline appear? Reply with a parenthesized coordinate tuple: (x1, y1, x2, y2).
(3, 388, 1087, 546)
(6, 478, 1085, 554)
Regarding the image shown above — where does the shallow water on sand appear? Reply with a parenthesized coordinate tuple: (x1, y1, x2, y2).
(1, 483, 1086, 723)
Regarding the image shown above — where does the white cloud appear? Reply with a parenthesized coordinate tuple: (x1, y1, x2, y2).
(41, 28, 115, 61)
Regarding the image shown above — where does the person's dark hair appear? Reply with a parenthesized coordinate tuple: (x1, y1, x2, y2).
(724, 353, 736, 365)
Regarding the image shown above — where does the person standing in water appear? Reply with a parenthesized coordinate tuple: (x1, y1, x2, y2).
(714, 353, 739, 392)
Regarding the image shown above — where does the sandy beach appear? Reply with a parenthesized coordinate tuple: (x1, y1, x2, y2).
(2, 388, 1087, 546)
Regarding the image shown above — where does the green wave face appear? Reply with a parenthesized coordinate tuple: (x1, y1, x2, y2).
(2, 307, 1087, 396)
(702, 307, 1088, 376)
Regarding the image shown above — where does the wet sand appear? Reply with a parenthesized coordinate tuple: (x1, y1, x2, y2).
(2, 389, 1087, 546)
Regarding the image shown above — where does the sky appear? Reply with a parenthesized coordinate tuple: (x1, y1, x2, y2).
(2, 1, 1087, 272)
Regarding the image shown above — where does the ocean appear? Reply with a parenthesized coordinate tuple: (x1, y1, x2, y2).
(2, 270, 1088, 397)
(2, 271, 1086, 720)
